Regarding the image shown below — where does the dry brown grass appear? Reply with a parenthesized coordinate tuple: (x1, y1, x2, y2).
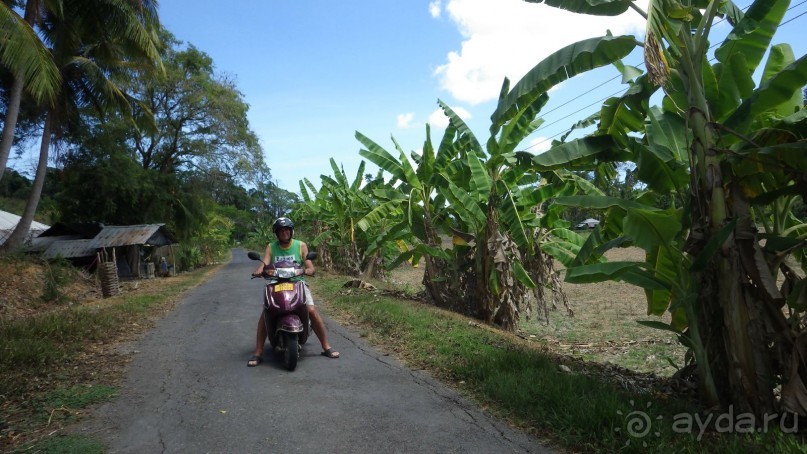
(538, 247, 685, 376)
(386, 247, 687, 377)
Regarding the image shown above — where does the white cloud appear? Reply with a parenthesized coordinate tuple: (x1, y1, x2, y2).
(427, 106, 471, 128)
(525, 136, 552, 154)
(429, 1, 441, 18)
(397, 112, 416, 129)
(434, 0, 649, 105)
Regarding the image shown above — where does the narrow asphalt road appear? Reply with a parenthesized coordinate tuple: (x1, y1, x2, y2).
(74, 249, 551, 453)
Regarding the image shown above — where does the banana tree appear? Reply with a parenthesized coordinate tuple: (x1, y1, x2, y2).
(514, 0, 807, 418)
(296, 179, 335, 271)
(296, 158, 384, 277)
(356, 124, 459, 305)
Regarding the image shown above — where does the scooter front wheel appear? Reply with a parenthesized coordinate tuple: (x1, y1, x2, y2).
(282, 331, 299, 371)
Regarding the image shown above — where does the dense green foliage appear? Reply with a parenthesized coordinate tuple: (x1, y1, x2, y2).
(315, 274, 803, 453)
(1, 19, 294, 260)
(297, 0, 807, 422)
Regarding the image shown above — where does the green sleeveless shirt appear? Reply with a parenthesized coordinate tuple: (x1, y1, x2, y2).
(270, 239, 303, 265)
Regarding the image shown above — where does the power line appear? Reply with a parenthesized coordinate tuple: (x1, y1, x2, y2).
(520, 1, 807, 152)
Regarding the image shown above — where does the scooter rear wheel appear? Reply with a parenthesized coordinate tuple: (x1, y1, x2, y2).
(283, 331, 299, 371)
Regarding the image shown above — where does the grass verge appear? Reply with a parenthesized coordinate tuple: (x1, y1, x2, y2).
(0, 264, 219, 452)
(312, 272, 805, 454)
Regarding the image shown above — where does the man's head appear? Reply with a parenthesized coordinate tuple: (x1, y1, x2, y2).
(272, 217, 294, 243)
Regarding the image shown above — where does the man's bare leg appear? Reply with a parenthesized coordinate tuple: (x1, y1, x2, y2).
(308, 306, 339, 358)
(248, 312, 267, 366)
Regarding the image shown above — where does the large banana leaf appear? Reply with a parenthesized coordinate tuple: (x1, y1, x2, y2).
(490, 35, 637, 132)
(714, 0, 789, 73)
(522, 0, 633, 16)
(356, 132, 407, 184)
(390, 136, 423, 192)
(554, 195, 659, 212)
(623, 208, 682, 252)
(724, 55, 807, 131)
(299, 180, 312, 204)
(438, 100, 484, 156)
(565, 261, 668, 290)
(761, 44, 802, 117)
(710, 52, 756, 122)
(357, 199, 404, 232)
(439, 175, 487, 233)
(417, 124, 436, 183)
(499, 186, 531, 251)
(467, 152, 491, 202)
(329, 158, 349, 189)
(526, 135, 621, 170)
(635, 141, 689, 194)
(494, 76, 549, 155)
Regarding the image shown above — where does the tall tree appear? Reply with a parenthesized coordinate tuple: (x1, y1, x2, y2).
(0, 0, 162, 252)
(122, 31, 266, 186)
(54, 30, 268, 241)
(0, 0, 60, 182)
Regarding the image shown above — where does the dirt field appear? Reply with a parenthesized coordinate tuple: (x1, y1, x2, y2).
(387, 247, 686, 377)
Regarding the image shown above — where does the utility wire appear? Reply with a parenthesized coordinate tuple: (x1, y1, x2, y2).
(520, 1, 807, 152)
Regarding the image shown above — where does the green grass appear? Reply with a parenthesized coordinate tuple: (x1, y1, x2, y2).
(37, 385, 118, 411)
(312, 274, 805, 454)
(16, 434, 105, 454)
(0, 311, 117, 382)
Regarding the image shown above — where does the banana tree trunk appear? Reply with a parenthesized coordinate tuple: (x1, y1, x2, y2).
(477, 196, 498, 324)
(1, 112, 52, 253)
(419, 202, 474, 313)
(681, 43, 776, 417)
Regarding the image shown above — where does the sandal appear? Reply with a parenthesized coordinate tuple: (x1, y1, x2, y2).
(321, 348, 340, 359)
(247, 355, 263, 367)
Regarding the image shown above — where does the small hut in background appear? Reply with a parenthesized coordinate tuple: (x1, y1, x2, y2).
(36, 224, 178, 279)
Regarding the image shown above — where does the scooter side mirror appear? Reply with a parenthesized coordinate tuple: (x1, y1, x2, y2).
(247, 251, 262, 261)
(306, 251, 317, 261)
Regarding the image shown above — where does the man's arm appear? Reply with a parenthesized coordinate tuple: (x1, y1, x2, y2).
(300, 242, 315, 276)
(253, 243, 272, 275)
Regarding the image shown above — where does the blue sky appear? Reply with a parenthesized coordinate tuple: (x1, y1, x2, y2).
(159, 0, 658, 192)
(26, 1, 807, 194)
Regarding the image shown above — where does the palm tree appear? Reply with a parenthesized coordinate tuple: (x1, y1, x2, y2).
(0, 0, 60, 182)
(0, 0, 162, 252)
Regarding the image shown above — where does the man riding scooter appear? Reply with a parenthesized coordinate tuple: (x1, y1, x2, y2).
(248, 217, 339, 366)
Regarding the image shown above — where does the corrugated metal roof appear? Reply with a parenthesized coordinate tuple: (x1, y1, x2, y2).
(29, 234, 83, 252)
(42, 239, 97, 259)
(0, 210, 50, 245)
(91, 225, 169, 247)
(38, 224, 178, 260)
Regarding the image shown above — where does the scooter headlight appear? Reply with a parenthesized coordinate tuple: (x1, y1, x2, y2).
(274, 267, 297, 279)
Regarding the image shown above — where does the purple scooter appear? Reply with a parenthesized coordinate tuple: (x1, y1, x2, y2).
(248, 251, 316, 371)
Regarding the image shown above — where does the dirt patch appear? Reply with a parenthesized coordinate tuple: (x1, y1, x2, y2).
(536, 246, 687, 375)
(0, 259, 101, 319)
